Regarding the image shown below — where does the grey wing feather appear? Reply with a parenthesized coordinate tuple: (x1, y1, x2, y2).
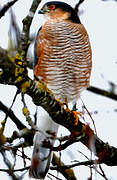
(33, 26, 42, 69)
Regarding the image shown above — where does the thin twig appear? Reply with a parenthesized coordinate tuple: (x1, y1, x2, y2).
(0, 0, 18, 19)
(75, 0, 86, 13)
(18, 0, 42, 58)
(0, 100, 26, 130)
(52, 134, 85, 151)
(51, 159, 99, 170)
(87, 86, 117, 101)
(1, 151, 21, 180)
(0, 166, 30, 172)
(99, 165, 108, 180)
(81, 98, 97, 135)
(48, 173, 62, 180)
(52, 153, 77, 180)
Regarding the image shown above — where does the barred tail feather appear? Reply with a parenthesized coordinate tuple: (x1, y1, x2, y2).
(29, 132, 53, 179)
(29, 107, 59, 179)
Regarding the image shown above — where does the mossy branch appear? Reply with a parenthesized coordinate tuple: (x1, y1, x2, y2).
(0, 47, 117, 167)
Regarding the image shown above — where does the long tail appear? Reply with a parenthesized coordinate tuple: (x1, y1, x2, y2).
(29, 107, 59, 179)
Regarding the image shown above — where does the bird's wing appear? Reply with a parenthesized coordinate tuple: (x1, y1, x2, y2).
(33, 26, 42, 70)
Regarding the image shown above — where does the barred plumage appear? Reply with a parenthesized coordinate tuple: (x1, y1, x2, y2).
(34, 20, 92, 102)
(30, 1, 92, 179)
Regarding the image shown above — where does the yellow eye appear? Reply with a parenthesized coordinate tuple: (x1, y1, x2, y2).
(48, 5, 56, 10)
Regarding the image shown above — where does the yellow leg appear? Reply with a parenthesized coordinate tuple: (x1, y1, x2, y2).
(72, 111, 82, 125)
(56, 98, 82, 125)
(64, 99, 82, 126)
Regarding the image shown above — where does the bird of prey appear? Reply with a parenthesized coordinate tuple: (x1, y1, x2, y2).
(29, 1, 92, 179)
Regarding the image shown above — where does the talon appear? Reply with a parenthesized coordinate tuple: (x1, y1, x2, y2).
(72, 111, 82, 125)
(72, 111, 79, 125)
(57, 98, 81, 125)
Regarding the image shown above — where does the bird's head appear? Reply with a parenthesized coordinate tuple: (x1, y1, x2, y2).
(38, 1, 81, 23)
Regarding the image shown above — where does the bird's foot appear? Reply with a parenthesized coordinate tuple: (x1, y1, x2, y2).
(64, 100, 81, 125)
(71, 110, 82, 125)
(56, 99, 82, 125)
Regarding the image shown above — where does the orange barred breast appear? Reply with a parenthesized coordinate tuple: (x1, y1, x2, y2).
(34, 20, 92, 102)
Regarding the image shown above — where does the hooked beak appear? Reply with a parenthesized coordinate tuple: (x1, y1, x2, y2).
(38, 9, 44, 14)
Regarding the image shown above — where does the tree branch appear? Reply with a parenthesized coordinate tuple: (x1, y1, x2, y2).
(87, 86, 117, 101)
(75, 0, 86, 13)
(0, 0, 116, 179)
(1, 151, 21, 180)
(0, 0, 18, 19)
(18, 0, 42, 58)
(0, 48, 117, 167)
(0, 101, 26, 130)
(51, 158, 99, 170)
(0, 166, 30, 173)
(51, 154, 77, 180)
